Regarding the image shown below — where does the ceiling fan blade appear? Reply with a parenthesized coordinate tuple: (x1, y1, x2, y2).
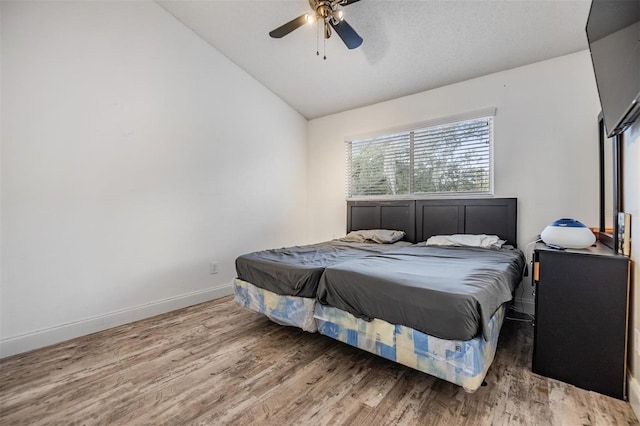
(342, 0, 361, 5)
(330, 19, 363, 49)
(269, 14, 308, 39)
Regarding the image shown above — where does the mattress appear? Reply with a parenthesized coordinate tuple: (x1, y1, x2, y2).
(235, 240, 410, 298)
(314, 302, 508, 392)
(317, 245, 525, 341)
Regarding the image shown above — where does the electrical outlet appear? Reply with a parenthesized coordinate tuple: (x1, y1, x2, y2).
(210, 262, 218, 274)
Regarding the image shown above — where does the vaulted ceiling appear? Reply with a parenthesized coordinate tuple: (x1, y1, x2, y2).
(157, 0, 592, 119)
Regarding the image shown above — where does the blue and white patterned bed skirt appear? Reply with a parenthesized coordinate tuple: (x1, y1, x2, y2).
(234, 278, 506, 391)
(312, 305, 397, 362)
(314, 303, 506, 392)
(233, 279, 317, 332)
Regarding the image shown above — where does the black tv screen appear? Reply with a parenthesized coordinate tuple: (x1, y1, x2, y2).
(586, 0, 640, 137)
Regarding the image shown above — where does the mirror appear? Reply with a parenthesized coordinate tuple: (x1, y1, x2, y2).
(598, 113, 622, 250)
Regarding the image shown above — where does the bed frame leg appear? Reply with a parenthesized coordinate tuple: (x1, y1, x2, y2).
(464, 380, 488, 393)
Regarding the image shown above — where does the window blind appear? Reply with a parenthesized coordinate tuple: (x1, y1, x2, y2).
(347, 114, 494, 198)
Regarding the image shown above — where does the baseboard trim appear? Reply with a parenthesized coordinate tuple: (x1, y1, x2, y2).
(0, 283, 233, 359)
(629, 375, 640, 418)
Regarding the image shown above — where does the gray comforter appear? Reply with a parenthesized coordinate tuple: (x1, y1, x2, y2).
(235, 240, 410, 298)
(316, 245, 526, 341)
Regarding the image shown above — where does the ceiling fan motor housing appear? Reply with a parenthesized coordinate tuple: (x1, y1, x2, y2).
(270, 0, 362, 50)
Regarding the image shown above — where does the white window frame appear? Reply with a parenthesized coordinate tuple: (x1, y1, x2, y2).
(346, 108, 496, 200)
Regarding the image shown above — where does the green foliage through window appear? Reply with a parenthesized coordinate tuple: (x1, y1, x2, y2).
(347, 116, 493, 198)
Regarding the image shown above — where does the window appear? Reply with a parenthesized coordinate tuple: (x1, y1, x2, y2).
(346, 110, 495, 198)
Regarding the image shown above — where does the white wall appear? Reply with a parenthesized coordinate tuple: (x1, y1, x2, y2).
(0, 1, 308, 357)
(307, 51, 602, 311)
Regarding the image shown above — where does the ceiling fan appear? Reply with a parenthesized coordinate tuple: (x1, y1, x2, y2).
(269, 0, 363, 50)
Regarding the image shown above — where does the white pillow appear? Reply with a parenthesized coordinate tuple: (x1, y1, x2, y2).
(425, 234, 506, 249)
(341, 229, 406, 244)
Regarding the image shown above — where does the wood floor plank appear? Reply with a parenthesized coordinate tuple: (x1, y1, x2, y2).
(590, 390, 640, 425)
(353, 369, 439, 425)
(212, 342, 371, 425)
(1, 297, 638, 425)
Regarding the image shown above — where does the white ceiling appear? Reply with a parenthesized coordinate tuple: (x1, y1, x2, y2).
(157, 0, 592, 119)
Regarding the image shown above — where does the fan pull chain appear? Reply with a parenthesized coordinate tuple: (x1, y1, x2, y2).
(316, 20, 320, 57)
(323, 36, 327, 60)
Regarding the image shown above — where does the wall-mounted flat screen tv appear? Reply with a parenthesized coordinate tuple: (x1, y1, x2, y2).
(586, 0, 640, 137)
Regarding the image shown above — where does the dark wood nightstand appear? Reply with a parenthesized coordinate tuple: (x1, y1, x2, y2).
(532, 243, 630, 400)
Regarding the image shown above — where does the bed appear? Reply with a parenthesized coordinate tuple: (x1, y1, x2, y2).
(234, 200, 416, 331)
(234, 239, 411, 331)
(234, 198, 525, 391)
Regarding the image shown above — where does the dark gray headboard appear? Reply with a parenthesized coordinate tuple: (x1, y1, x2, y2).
(347, 200, 416, 242)
(416, 198, 517, 247)
(347, 198, 518, 247)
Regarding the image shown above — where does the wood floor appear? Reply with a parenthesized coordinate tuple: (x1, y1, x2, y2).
(1, 296, 638, 425)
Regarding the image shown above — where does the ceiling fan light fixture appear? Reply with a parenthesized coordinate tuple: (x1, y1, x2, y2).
(268, 0, 362, 51)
